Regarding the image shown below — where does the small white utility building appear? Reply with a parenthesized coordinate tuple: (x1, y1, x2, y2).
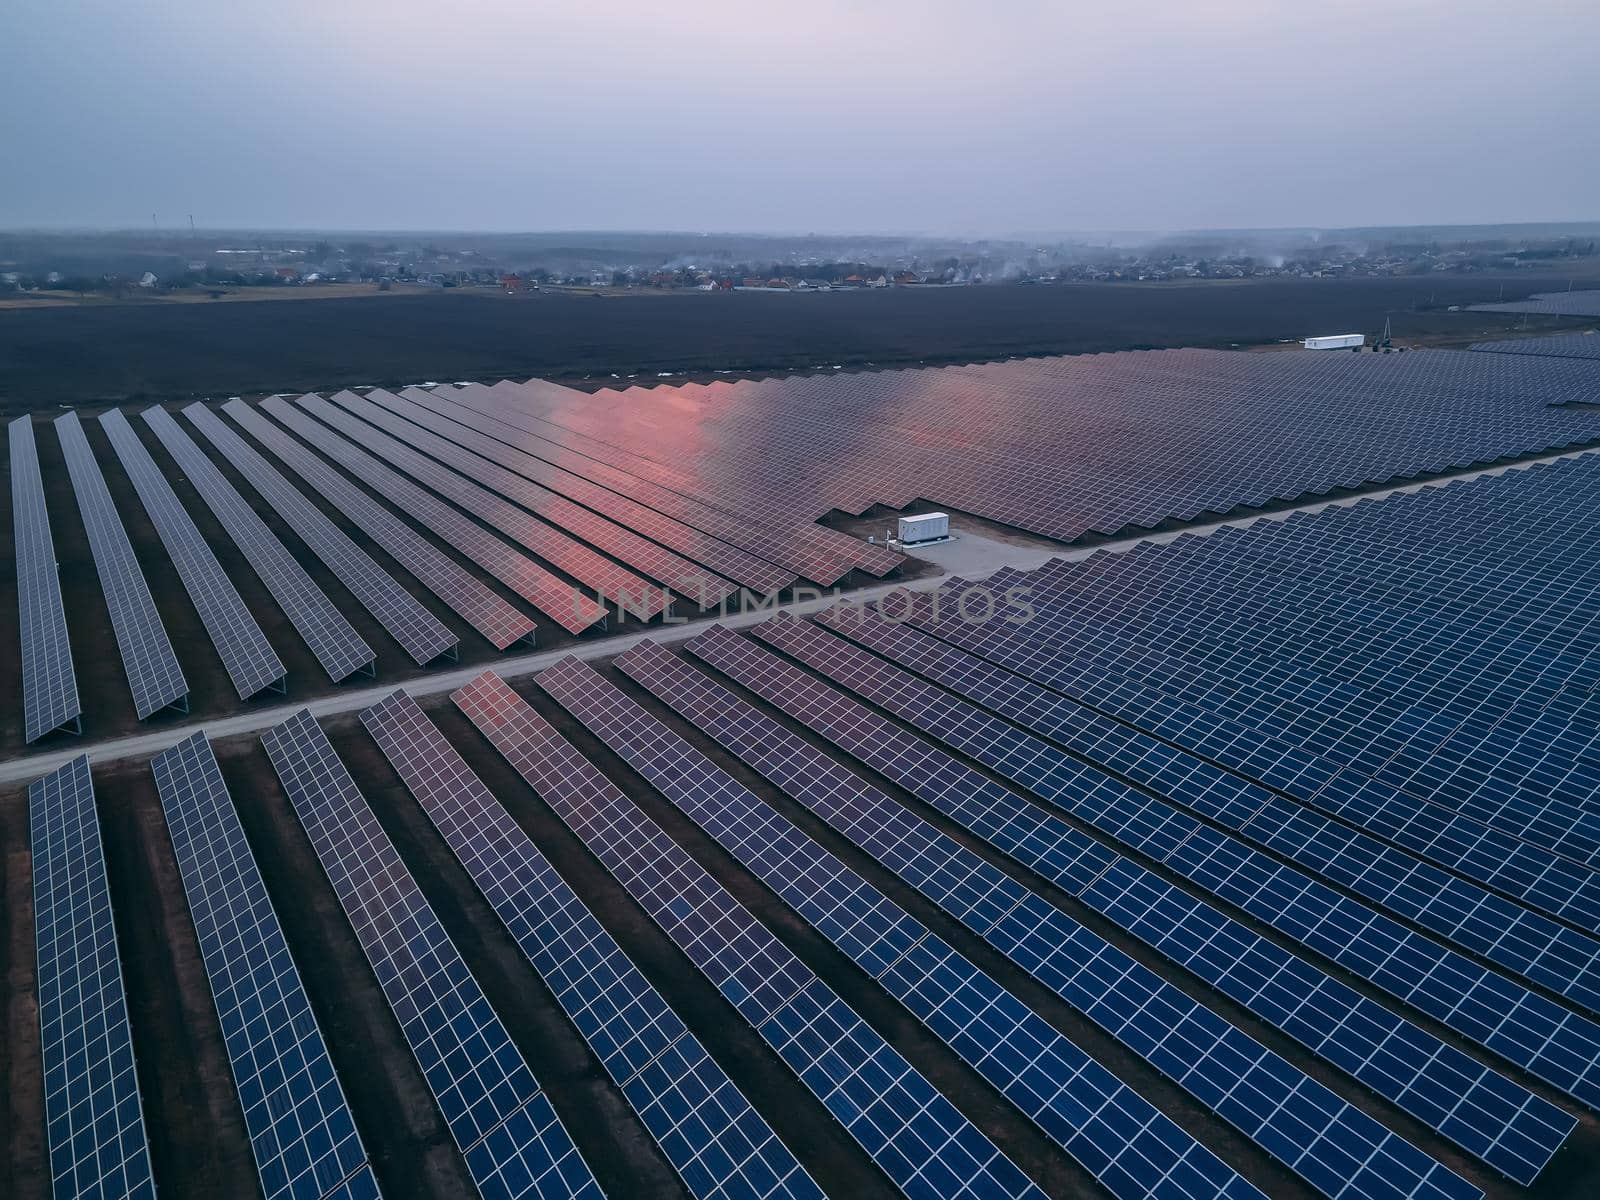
(897, 513, 950, 545)
(1302, 333, 1365, 350)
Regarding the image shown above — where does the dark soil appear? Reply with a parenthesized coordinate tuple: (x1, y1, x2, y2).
(2, 274, 1595, 413)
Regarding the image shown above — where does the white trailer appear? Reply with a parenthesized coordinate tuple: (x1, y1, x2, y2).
(897, 512, 950, 545)
(1302, 333, 1365, 350)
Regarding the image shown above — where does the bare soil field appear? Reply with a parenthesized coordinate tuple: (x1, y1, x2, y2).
(0, 282, 442, 311)
(2, 272, 1596, 414)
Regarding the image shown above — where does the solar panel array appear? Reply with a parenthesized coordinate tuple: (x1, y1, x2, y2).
(141, 405, 376, 683)
(322, 390, 670, 621)
(890, 456, 1600, 890)
(284, 393, 608, 635)
(151, 731, 380, 1200)
(15, 355, 1600, 1198)
(260, 709, 604, 1200)
(536, 656, 1266, 1200)
(499, 348, 1600, 545)
(97, 408, 286, 700)
(678, 627, 1552, 1198)
(222, 399, 537, 651)
(54, 411, 188, 719)
(832, 584, 1600, 917)
(29, 755, 156, 1200)
(359, 689, 823, 1200)
(369, 387, 742, 609)
(616, 638, 1574, 1187)
(436, 382, 895, 585)
(1469, 333, 1600, 361)
(724, 614, 1600, 1116)
(183, 402, 458, 666)
(452, 670, 1050, 1200)
(11, 414, 83, 742)
(16, 342, 1600, 746)
(1469, 290, 1600, 317)
(389, 385, 795, 595)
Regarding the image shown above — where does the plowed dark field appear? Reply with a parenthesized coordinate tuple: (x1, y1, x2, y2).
(1, 272, 1593, 413)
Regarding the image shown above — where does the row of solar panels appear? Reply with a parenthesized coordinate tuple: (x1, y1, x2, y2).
(526, 348, 1600, 544)
(1470, 333, 1600, 362)
(1469, 291, 1600, 318)
(27, 645, 1589, 1200)
(8, 390, 904, 744)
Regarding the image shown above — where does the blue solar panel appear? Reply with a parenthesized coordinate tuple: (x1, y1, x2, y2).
(465, 349, 1600, 551)
(183, 402, 457, 666)
(97, 408, 286, 701)
(29, 755, 156, 1200)
(222, 400, 536, 651)
(282, 393, 607, 635)
(11, 414, 82, 742)
(648, 635, 1563, 1190)
(365, 388, 743, 608)
(54, 410, 188, 720)
(358, 689, 823, 1200)
(151, 732, 380, 1200)
(260, 710, 603, 1200)
(913, 459, 1600, 864)
(725, 616, 1600, 1118)
(452, 670, 1048, 1200)
(909, 567, 1600, 909)
(1470, 333, 1600, 361)
(438, 382, 892, 585)
(1470, 290, 1600, 317)
(539, 653, 1265, 1200)
(385, 386, 793, 594)
(141, 406, 375, 683)
(322, 390, 666, 622)
(836, 597, 1600, 939)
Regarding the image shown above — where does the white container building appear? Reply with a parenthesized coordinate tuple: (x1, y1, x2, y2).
(1302, 333, 1365, 350)
(898, 513, 950, 545)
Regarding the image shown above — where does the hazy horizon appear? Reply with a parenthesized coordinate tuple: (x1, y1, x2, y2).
(4, 0, 1596, 234)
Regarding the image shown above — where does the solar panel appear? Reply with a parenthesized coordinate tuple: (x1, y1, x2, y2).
(536, 655, 1266, 1200)
(452, 670, 1048, 1200)
(182, 403, 458, 666)
(638, 637, 1552, 1192)
(54, 411, 188, 719)
(839, 594, 1600, 936)
(275, 394, 605, 635)
(384, 386, 795, 594)
(485, 379, 907, 579)
(365, 389, 744, 608)
(1469, 290, 1600, 317)
(902, 550, 1600, 992)
(473, 348, 1600, 550)
(11, 415, 83, 742)
(263, 396, 601, 636)
(323, 390, 670, 620)
(913, 561, 1600, 877)
(437, 384, 888, 586)
(1469, 333, 1600, 361)
(140, 406, 375, 683)
(221, 400, 536, 651)
(29, 755, 156, 1200)
(150, 732, 380, 1200)
(259, 709, 603, 1200)
(705, 618, 1600, 1119)
(359, 689, 823, 1200)
(96, 409, 285, 701)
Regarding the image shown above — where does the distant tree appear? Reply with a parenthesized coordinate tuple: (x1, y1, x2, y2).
(311, 240, 335, 262)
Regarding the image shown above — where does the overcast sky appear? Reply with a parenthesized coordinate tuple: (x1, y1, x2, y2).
(2, 0, 1595, 234)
